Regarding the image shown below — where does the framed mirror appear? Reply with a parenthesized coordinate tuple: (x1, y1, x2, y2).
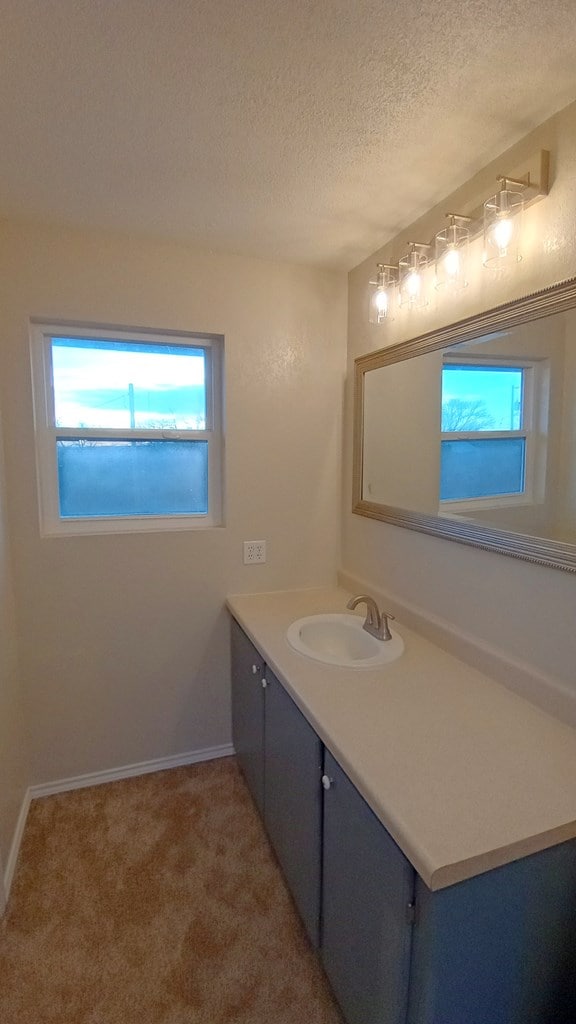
(353, 276, 576, 573)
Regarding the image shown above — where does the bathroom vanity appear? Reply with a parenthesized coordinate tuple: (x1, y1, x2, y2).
(227, 587, 576, 1024)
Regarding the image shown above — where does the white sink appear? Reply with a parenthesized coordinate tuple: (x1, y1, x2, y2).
(286, 613, 404, 668)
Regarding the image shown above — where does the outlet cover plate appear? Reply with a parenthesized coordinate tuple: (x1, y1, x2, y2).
(243, 540, 266, 564)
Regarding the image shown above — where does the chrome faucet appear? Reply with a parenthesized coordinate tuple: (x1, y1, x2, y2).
(346, 594, 395, 642)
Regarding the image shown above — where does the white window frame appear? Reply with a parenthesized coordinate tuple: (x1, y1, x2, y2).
(439, 355, 543, 514)
(30, 321, 224, 536)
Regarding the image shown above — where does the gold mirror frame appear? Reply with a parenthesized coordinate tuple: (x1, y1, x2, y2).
(353, 276, 576, 573)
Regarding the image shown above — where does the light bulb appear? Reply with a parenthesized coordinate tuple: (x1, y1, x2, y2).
(399, 245, 429, 307)
(443, 247, 460, 278)
(375, 287, 388, 317)
(369, 264, 397, 322)
(435, 217, 470, 292)
(483, 184, 523, 268)
(493, 215, 513, 254)
(406, 270, 421, 298)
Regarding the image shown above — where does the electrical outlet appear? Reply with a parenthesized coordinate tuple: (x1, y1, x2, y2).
(243, 540, 266, 564)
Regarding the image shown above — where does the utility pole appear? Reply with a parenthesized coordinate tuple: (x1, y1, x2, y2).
(128, 383, 136, 428)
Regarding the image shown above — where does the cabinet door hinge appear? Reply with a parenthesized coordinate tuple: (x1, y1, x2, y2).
(406, 900, 416, 925)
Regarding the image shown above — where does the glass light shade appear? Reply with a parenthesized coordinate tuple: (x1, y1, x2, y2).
(483, 186, 524, 268)
(369, 265, 396, 323)
(398, 247, 429, 309)
(435, 221, 469, 292)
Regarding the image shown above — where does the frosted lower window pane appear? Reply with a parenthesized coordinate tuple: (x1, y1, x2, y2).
(57, 441, 208, 517)
(440, 438, 525, 500)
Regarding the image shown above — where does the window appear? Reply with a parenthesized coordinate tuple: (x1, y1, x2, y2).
(30, 323, 223, 535)
(439, 358, 537, 509)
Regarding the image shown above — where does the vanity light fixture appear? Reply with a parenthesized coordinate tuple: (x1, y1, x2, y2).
(398, 243, 431, 309)
(483, 176, 526, 268)
(435, 214, 471, 293)
(369, 263, 397, 323)
(366, 150, 549, 325)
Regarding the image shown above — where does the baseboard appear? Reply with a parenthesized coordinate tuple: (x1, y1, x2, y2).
(29, 743, 235, 799)
(3, 788, 32, 908)
(2, 742, 234, 909)
(338, 568, 576, 728)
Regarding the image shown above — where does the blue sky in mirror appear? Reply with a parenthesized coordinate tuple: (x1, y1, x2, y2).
(51, 338, 206, 430)
(441, 365, 523, 432)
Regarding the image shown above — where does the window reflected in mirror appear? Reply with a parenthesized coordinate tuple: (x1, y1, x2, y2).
(440, 362, 531, 504)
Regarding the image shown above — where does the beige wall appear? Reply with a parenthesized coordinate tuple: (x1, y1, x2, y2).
(0, 405, 28, 879)
(362, 351, 442, 513)
(345, 100, 576, 691)
(0, 221, 347, 786)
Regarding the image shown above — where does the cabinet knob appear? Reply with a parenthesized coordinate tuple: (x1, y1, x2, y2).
(261, 677, 268, 689)
(251, 664, 258, 675)
(321, 774, 333, 791)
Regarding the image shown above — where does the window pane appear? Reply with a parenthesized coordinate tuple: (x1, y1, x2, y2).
(57, 440, 208, 517)
(440, 438, 525, 500)
(442, 365, 523, 432)
(52, 338, 206, 429)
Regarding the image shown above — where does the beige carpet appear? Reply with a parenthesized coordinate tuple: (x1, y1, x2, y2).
(0, 757, 343, 1023)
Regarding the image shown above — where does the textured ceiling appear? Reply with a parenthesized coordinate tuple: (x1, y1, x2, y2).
(1, 0, 576, 269)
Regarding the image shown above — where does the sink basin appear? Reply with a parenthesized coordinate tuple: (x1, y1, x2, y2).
(286, 613, 404, 668)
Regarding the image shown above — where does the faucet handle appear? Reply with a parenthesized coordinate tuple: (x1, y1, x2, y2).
(380, 611, 395, 642)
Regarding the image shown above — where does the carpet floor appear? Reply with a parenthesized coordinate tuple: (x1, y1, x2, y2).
(0, 757, 343, 1023)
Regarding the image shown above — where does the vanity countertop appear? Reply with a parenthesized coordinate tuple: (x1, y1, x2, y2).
(227, 586, 576, 891)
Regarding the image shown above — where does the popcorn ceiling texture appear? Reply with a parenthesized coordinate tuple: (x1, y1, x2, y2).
(0, 0, 575, 268)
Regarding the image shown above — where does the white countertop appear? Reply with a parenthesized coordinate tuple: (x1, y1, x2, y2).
(227, 586, 576, 891)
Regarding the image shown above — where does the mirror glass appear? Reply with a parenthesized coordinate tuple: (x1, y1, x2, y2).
(354, 279, 576, 572)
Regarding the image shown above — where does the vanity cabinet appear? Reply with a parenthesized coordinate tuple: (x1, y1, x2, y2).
(321, 750, 415, 1024)
(407, 841, 576, 1024)
(230, 618, 265, 816)
(230, 617, 576, 1024)
(231, 618, 322, 947)
(264, 670, 323, 948)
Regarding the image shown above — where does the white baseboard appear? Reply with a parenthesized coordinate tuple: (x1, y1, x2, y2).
(2, 742, 234, 908)
(3, 788, 32, 908)
(29, 742, 235, 799)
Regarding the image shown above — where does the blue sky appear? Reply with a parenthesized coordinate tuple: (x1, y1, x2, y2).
(52, 338, 206, 430)
(442, 364, 522, 431)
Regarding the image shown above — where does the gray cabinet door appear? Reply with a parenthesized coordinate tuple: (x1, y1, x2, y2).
(321, 750, 415, 1024)
(407, 838, 576, 1024)
(264, 670, 323, 948)
(231, 619, 265, 816)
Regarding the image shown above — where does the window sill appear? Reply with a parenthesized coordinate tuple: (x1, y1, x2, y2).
(40, 515, 224, 538)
